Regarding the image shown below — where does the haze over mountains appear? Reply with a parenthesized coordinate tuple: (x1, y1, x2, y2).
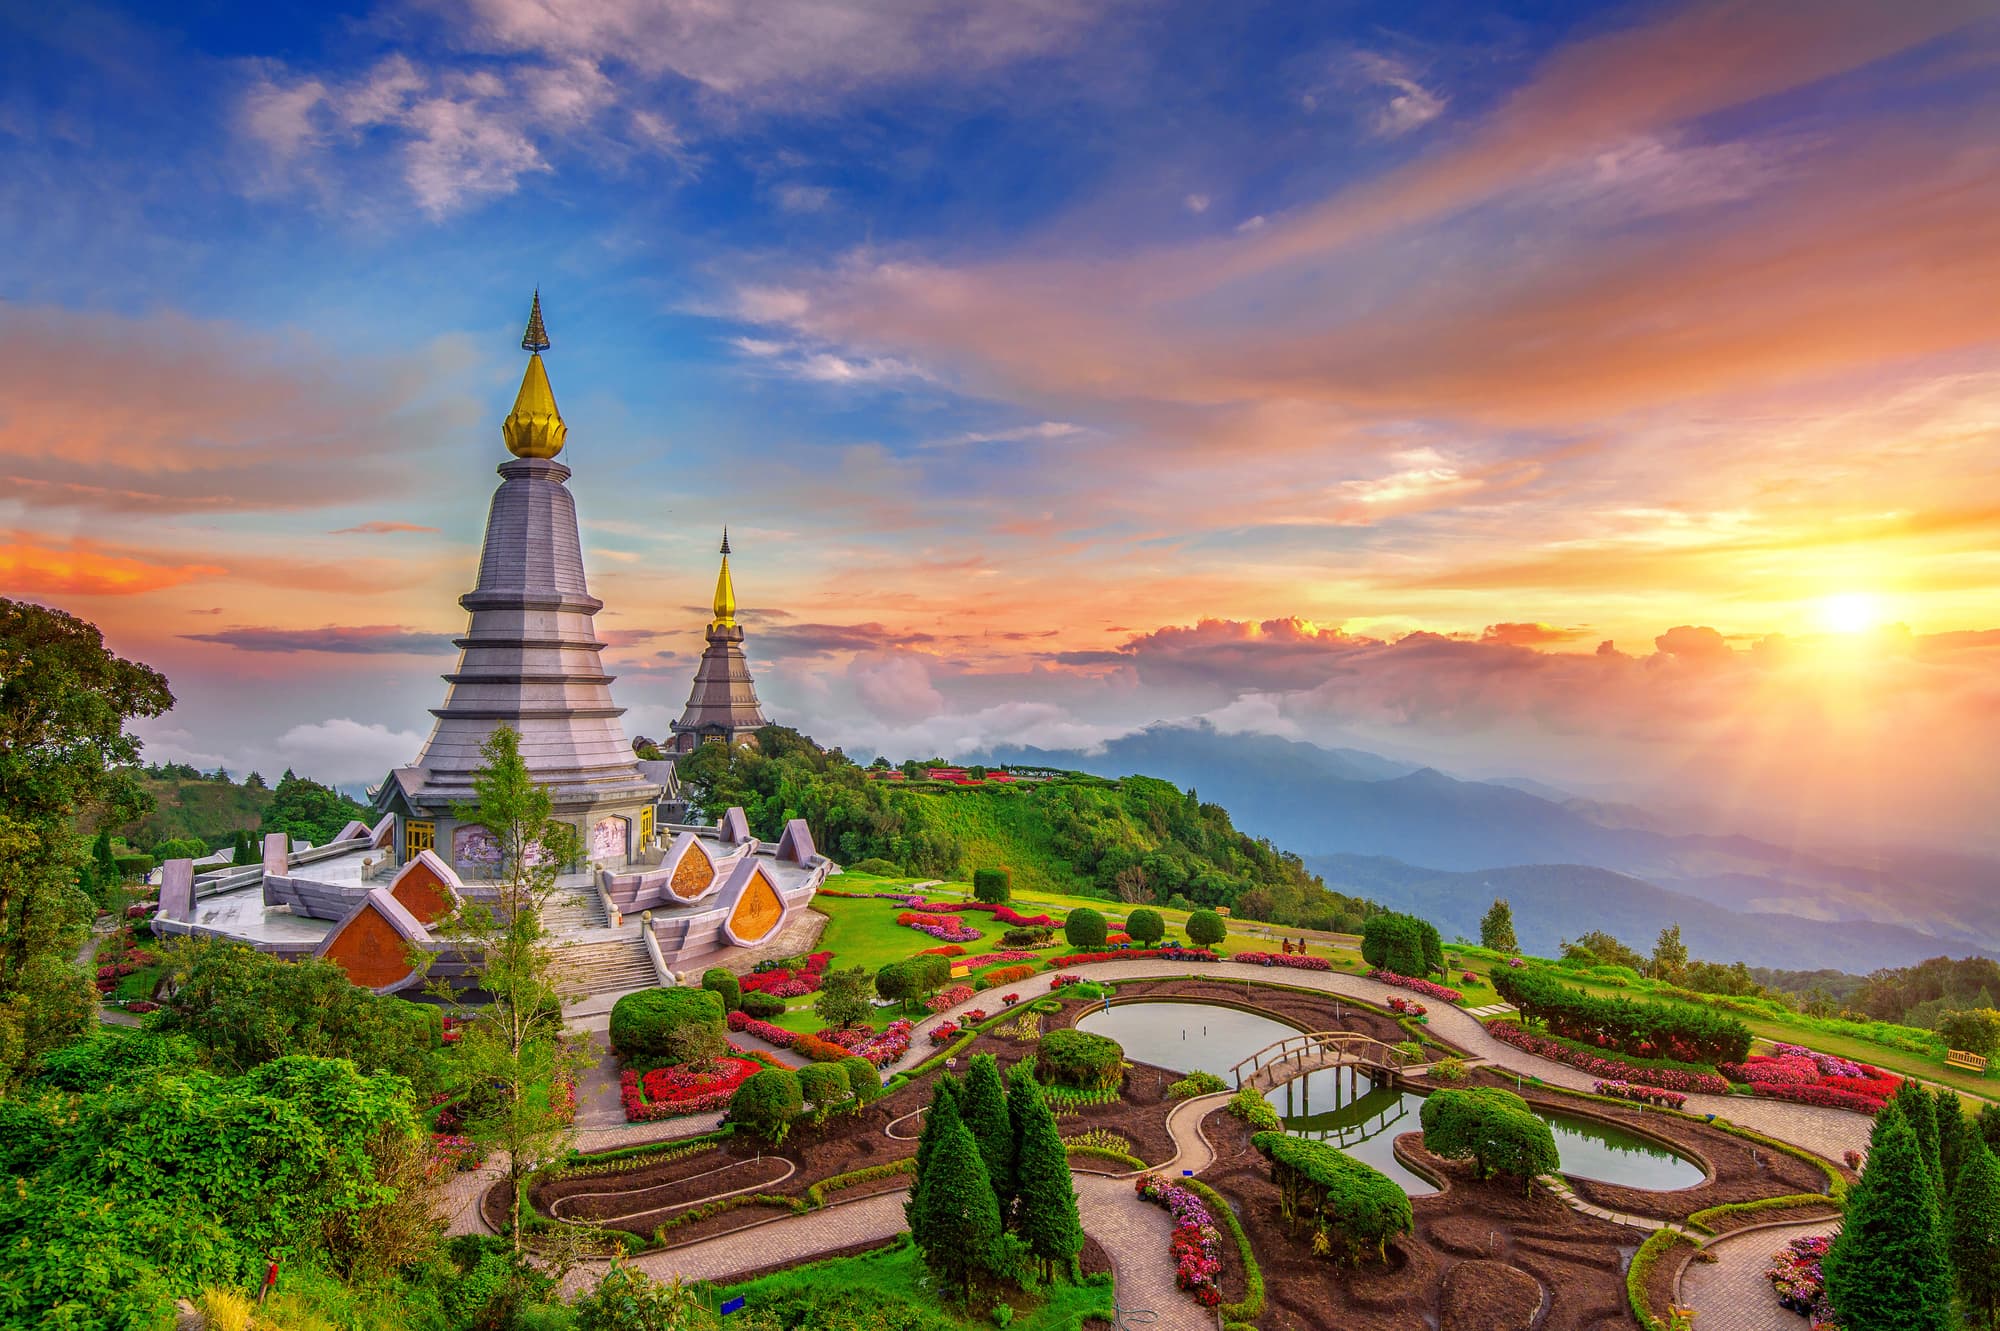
(981, 725, 2000, 972)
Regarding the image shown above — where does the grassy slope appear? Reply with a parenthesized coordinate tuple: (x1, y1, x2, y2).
(116, 776, 273, 848)
(890, 786, 1094, 895)
(709, 1234, 1113, 1331)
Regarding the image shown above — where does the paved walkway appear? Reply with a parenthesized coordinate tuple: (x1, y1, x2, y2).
(891, 960, 1873, 1162)
(1678, 1218, 1836, 1331)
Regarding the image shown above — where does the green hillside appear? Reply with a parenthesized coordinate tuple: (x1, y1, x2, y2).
(114, 772, 274, 850)
(676, 726, 1379, 931)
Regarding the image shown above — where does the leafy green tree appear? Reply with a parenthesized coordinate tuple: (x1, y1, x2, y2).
(797, 1061, 850, 1120)
(1940, 1009, 2000, 1058)
(609, 987, 727, 1061)
(572, 1259, 714, 1331)
(875, 958, 918, 1011)
(973, 867, 1012, 903)
(1361, 912, 1443, 977)
(1895, 1077, 1946, 1201)
(431, 726, 587, 1250)
(906, 1086, 1004, 1303)
(1008, 1066, 1083, 1280)
(91, 828, 119, 882)
(1125, 907, 1165, 946)
(959, 1053, 1016, 1211)
(1953, 1141, 2000, 1329)
(1824, 1105, 1953, 1331)
(700, 966, 741, 1012)
(260, 770, 369, 846)
(1185, 908, 1226, 948)
(0, 601, 172, 1084)
(1419, 1087, 1558, 1188)
(813, 965, 874, 1030)
(909, 952, 951, 1001)
(1479, 898, 1518, 952)
(840, 1055, 883, 1108)
(1650, 923, 1690, 982)
(731, 1068, 803, 1143)
(1063, 907, 1107, 949)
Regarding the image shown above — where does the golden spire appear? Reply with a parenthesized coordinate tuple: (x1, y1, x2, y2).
(710, 529, 737, 631)
(503, 290, 566, 458)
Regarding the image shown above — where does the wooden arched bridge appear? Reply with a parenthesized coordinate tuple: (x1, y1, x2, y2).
(1230, 1031, 1410, 1093)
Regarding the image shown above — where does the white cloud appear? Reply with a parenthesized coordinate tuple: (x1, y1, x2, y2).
(849, 651, 946, 724)
(275, 718, 426, 785)
(1352, 51, 1446, 137)
(1202, 693, 1305, 739)
(1183, 193, 1211, 214)
(775, 182, 833, 212)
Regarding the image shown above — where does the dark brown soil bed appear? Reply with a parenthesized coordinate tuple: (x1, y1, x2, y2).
(1202, 1112, 1639, 1331)
(1439, 1258, 1542, 1331)
(547, 1155, 793, 1229)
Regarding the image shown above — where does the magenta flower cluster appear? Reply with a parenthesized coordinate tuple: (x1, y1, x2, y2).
(1489, 1021, 1728, 1094)
(1233, 951, 1332, 972)
(1370, 969, 1463, 1003)
(1135, 1173, 1225, 1308)
(1592, 1079, 1687, 1109)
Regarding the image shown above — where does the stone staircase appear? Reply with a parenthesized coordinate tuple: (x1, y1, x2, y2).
(542, 891, 608, 933)
(555, 937, 656, 997)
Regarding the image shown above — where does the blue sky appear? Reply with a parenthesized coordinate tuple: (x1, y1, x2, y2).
(5, 0, 1998, 852)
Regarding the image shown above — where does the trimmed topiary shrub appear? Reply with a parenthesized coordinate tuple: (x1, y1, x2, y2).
(1252, 1131, 1413, 1263)
(1361, 912, 1443, 978)
(1038, 1029, 1123, 1091)
(849, 857, 901, 876)
(700, 967, 741, 1013)
(730, 1067, 803, 1143)
(841, 1055, 884, 1106)
(1002, 926, 1054, 948)
(1491, 964, 1752, 1065)
(972, 867, 1012, 904)
(1063, 908, 1107, 950)
(608, 986, 726, 1059)
(1419, 1087, 1559, 1186)
(1125, 908, 1164, 946)
(797, 1061, 850, 1118)
(738, 991, 786, 1019)
(1186, 909, 1226, 948)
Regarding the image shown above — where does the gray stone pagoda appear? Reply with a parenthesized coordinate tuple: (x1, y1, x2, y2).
(669, 531, 770, 753)
(375, 294, 671, 871)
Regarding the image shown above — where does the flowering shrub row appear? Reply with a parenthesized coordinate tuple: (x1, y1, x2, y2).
(1492, 964, 1753, 1065)
(897, 911, 982, 944)
(1765, 1233, 1834, 1324)
(918, 944, 967, 957)
(1487, 1021, 1729, 1094)
(973, 950, 1043, 966)
(622, 1050, 766, 1120)
(1746, 1080, 1896, 1116)
(1593, 1079, 1687, 1109)
(1720, 1055, 1820, 1087)
(850, 1020, 916, 1065)
(1050, 974, 1085, 988)
(1772, 1042, 1868, 1080)
(1233, 951, 1332, 971)
(727, 1011, 798, 1047)
(1135, 1174, 1225, 1307)
(977, 963, 1038, 989)
(1049, 947, 1218, 969)
(924, 984, 976, 1013)
(1720, 1049, 1898, 1114)
(740, 951, 833, 998)
(1370, 969, 1463, 1003)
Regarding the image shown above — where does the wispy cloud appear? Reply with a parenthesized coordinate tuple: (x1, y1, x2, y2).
(181, 625, 456, 655)
(330, 521, 442, 535)
(1351, 51, 1446, 137)
(0, 533, 225, 597)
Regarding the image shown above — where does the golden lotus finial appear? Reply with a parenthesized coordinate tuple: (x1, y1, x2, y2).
(503, 291, 565, 459)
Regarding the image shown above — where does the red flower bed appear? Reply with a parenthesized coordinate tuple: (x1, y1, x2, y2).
(726, 1011, 797, 1047)
(928, 1022, 962, 1046)
(1370, 969, 1463, 1003)
(1105, 933, 1131, 946)
(1718, 1052, 1897, 1114)
(977, 963, 1038, 989)
(1049, 947, 1218, 969)
(740, 951, 834, 997)
(1051, 974, 1084, 989)
(1751, 1082, 1896, 1115)
(919, 944, 968, 957)
(850, 1020, 915, 1065)
(623, 1051, 765, 1120)
(1719, 1055, 1819, 1087)
(925, 984, 976, 1013)
(1489, 1021, 1728, 1094)
(1233, 951, 1331, 972)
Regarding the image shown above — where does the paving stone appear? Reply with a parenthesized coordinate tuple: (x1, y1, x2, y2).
(1679, 1219, 1836, 1331)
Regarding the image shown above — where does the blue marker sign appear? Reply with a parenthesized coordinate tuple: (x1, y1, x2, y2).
(1182, 1169, 1193, 1177)
(720, 1296, 745, 1315)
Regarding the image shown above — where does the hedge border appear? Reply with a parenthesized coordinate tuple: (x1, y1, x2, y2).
(1626, 1227, 1698, 1331)
(1178, 1175, 1264, 1322)
(1687, 1193, 1839, 1235)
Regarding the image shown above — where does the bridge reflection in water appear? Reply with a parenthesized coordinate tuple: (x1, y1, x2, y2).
(1268, 1066, 1439, 1196)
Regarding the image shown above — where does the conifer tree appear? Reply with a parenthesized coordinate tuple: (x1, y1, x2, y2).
(1479, 898, 1517, 952)
(1896, 1077, 1945, 1200)
(1953, 1141, 2000, 1330)
(907, 1098, 1003, 1304)
(913, 1074, 961, 1191)
(91, 829, 118, 881)
(1936, 1086, 1968, 1206)
(960, 1053, 1016, 1212)
(1824, 1107, 1953, 1331)
(1008, 1065, 1084, 1281)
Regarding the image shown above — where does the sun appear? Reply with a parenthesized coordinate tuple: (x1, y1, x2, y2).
(1817, 592, 1883, 635)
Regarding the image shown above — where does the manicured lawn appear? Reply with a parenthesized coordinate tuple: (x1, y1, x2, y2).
(707, 1233, 1114, 1331)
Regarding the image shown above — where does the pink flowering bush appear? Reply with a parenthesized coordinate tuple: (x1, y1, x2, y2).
(1051, 974, 1083, 989)
(897, 911, 982, 944)
(1489, 1021, 1728, 1094)
(1000, 992, 1022, 1006)
(1765, 1233, 1834, 1323)
(1386, 996, 1427, 1017)
(1370, 969, 1463, 1003)
(1135, 1174, 1225, 1308)
(1593, 1079, 1687, 1109)
(850, 1020, 915, 1066)
(1234, 951, 1332, 972)
(740, 951, 834, 997)
(924, 984, 976, 1014)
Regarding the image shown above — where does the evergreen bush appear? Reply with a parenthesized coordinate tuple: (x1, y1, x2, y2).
(1125, 908, 1165, 946)
(840, 1056, 884, 1107)
(1251, 1131, 1413, 1262)
(960, 1053, 1016, 1209)
(730, 1068, 803, 1144)
(607, 987, 726, 1059)
(1491, 964, 1753, 1065)
(1037, 1030, 1123, 1091)
(1824, 1104, 1952, 1331)
(973, 868, 1012, 904)
(1185, 910, 1226, 948)
(1063, 908, 1107, 949)
(1953, 1140, 2000, 1328)
(1418, 1087, 1559, 1185)
(797, 1062, 850, 1119)
(1008, 1067, 1083, 1280)
(738, 991, 786, 1019)
(700, 967, 741, 1013)
(1360, 912, 1443, 977)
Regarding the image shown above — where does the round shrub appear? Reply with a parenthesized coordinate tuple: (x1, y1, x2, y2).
(1185, 909, 1226, 948)
(1361, 912, 1443, 978)
(730, 1068, 803, 1143)
(1038, 1029, 1123, 1091)
(1125, 908, 1164, 946)
(737, 991, 787, 1020)
(701, 967, 741, 1013)
(849, 857, 901, 876)
(841, 1056, 883, 1105)
(1419, 1087, 1559, 1183)
(607, 986, 726, 1059)
(972, 867, 1012, 904)
(1063, 908, 1107, 950)
(797, 1061, 850, 1115)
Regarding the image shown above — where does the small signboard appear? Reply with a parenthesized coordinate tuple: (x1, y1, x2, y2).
(720, 1296, 746, 1315)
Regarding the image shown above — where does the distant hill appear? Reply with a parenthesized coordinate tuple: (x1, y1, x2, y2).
(1308, 855, 1988, 972)
(113, 774, 274, 851)
(985, 723, 2000, 966)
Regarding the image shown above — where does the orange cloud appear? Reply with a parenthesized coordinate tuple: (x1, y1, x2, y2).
(330, 521, 441, 535)
(1480, 622, 1586, 647)
(0, 534, 226, 597)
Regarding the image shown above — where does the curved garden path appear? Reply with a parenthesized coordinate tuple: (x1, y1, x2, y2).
(894, 960, 1873, 1162)
(1678, 1218, 1836, 1331)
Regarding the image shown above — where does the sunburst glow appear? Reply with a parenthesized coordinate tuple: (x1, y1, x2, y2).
(1817, 593, 1884, 635)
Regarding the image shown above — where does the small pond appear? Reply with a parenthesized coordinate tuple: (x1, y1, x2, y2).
(1077, 1000, 1705, 1196)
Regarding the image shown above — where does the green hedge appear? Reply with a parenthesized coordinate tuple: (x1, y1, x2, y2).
(804, 1157, 914, 1207)
(1418, 1087, 1559, 1183)
(1626, 1228, 1698, 1331)
(1361, 912, 1443, 977)
(1251, 1131, 1413, 1262)
(607, 986, 726, 1058)
(1688, 1194, 1838, 1234)
(1493, 964, 1752, 1064)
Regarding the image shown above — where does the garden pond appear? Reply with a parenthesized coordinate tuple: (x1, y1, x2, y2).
(1077, 999, 1705, 1196)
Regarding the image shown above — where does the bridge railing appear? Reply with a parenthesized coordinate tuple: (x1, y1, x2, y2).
(1230, 1031, 1405, 1089)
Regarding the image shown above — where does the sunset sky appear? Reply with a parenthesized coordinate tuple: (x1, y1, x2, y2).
(4, 1, 1997, 851)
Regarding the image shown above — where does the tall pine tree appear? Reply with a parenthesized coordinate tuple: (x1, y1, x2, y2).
(1479, 898, 1518, 952)
(913, 1074, 961, 1191)
(907, 1099, 1004, 1304)
(960, 1053, 1016, 1214)
(1824, 1106, 1953, 1331)
(1895, 1077, 1945, 1201)
(1008, 1065, 1084, 1281)
(1954, 1141, 2000, 1330)
(1935, 1086, 1968, 1199)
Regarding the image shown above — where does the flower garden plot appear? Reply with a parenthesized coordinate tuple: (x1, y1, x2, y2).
(1134, 1173, 1226, 1307)
(620, 1047, 781, 1121)
(1370, 969, 1463, 1003)
(896, 910, 981, 943)
(740, 950, 834, 998)
(1487, 1020, 1730, 1094)
(1721, 1042, 1900, 1114)
(1765, 1233, 1835, 1325)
